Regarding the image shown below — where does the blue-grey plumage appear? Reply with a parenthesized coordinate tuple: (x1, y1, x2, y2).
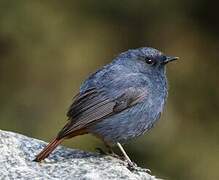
(34, 47, 178, 164)
(81, 47, 169, 144)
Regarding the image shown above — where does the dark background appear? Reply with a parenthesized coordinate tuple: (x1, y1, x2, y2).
(0, 1, 218, 180)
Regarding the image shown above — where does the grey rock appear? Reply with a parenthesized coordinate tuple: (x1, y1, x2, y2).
(0, 130, 160, 180)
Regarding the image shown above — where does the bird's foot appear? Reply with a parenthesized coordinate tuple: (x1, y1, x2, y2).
(109, 152, 122, 159)
(126, 160, 151, 173)
(95, 147, 122, 159)
(96, 147, 150, 173)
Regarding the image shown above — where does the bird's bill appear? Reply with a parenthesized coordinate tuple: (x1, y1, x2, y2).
(163, 56, 179, 64)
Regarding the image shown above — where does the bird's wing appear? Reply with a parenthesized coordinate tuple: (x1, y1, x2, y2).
(57, 87, 147, 139)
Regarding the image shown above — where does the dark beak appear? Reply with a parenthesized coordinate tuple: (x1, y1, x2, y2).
(163, 56, 179, 64)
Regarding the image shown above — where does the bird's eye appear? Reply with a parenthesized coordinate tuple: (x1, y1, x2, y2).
(145, 58, 154, 65)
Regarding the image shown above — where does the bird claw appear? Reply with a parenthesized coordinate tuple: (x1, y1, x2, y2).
(110, 152, 123, 159)
(96, 147, 151, 173)
(96, 147, 123, 159)
(126, 161, 151, 173)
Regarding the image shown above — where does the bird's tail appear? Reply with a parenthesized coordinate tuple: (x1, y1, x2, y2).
(34, 138, 64, 162)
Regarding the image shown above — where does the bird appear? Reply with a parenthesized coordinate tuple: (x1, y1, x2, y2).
(34, 47, 178, 169)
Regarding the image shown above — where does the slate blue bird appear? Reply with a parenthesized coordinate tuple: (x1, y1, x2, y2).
(34, 47, 178, 168)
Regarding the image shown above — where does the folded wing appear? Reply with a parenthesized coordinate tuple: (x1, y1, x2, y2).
(57, 87, 147, 139)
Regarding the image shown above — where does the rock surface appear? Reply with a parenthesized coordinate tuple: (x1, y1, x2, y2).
(0, 130, 160, 180)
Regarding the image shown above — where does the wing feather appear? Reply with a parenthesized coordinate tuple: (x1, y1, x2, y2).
(58, 87, 147, 139)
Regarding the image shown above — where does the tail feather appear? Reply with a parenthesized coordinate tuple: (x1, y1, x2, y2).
(34, 125, 88, 162)
(34, 138, 63, 162)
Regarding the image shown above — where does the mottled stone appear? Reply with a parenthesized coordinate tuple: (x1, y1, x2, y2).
(0, 130, 160, 180)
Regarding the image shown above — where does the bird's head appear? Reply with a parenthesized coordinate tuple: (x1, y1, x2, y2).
(117, 47, 178, 73)
(138, 47, 178, 66)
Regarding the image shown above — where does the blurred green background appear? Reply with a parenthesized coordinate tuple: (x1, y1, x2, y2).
(0, 1, 218, 179)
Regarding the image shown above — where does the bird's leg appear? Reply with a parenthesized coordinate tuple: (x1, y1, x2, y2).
(105, 142, 121, 159)
(95, 140, 113, 155)
(116, 142, 151, 173)
(96, 142, 121, 159)
(104, 142, 114, 154)
(116, 142, 134, 166)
